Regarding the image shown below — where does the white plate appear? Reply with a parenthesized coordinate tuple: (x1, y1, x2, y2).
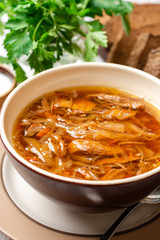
(2, 155, 160, 236)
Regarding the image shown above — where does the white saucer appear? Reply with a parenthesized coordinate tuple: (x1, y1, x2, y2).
(2, 155, 160, 236)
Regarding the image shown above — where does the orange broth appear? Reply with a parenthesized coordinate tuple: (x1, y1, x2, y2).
(12, 86, 160, 180)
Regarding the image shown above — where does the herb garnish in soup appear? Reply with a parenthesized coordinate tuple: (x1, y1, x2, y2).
(12, 87, 160, 180)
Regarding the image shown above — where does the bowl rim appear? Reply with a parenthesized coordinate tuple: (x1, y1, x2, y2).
(1, 62, 160, 186)
(0, 64, 16, 98)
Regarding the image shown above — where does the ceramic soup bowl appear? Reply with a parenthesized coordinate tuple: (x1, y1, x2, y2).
(1, 63, 160, 213)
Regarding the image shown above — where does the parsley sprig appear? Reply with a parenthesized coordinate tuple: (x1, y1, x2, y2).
(0, 0, 133, 83)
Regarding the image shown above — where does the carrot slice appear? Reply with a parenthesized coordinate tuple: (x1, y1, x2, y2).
(36, 127, 50, 138)
(72, 98, 96, 112)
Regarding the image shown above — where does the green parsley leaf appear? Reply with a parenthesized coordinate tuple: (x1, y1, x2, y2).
(84, 30, 107, 61)
(91, 0, 133, 34)
(4, 29, 33, 60)
(12, 60, 27, 83)
(84, 32, 99, 61)
(28, 44, 55, 73)
(0, 56, 11, 64)
(54, 0, 65, 9)
(0, 20, 4, 35)
(90, 31, 108, 47)
(0, 0, 133, 83)
(121, 14, 130, 35)
(5, 16, 28, 31)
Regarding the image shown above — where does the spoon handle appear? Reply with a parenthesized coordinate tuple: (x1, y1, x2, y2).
(100, 202, 140, 240)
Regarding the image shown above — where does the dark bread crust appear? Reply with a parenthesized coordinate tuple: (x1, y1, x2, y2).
(101, 4, 160, 78)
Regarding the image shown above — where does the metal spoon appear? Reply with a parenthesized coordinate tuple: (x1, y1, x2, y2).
(99, 202, 140, 240)
(100, 188, 160, 240)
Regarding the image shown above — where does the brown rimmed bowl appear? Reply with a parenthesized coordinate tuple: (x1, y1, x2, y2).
(0, 62, 160, 213)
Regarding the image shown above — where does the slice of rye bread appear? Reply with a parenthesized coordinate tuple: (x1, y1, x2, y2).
(127, 32, 150, 68)
(144, 47, 160, 78)
(100, 4, 160, 78)
(107, 29, 145, 65)
(102, 4, 160, 45)
(107, 31, 160, 69)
